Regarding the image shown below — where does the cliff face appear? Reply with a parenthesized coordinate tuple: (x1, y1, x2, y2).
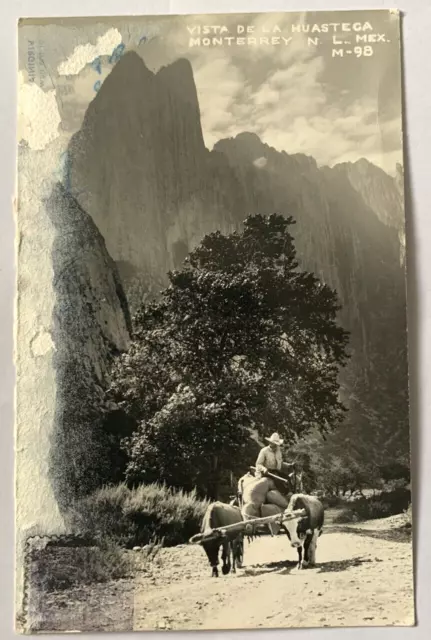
(46, 183, 131, 507)
(214, 133, 406, 370)
(330, 158, 406, 263)
(65, 51, 408, 462)
(331, 158, 404, 230)
(67, 52, 241, 301)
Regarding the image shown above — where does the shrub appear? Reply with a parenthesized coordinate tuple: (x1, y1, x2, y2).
(378, 461, 410, 484)
(333, 509, 357, 524)
(378, 487, 410, 513)
(67, 482, 210, 548)
(28, 538, 134, 592)
(384, 478, 409, 491)
(320, 494, 344, 509)
(333, 487, 410, 523)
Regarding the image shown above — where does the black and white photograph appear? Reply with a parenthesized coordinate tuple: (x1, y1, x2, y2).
(15, 9, 413, 632)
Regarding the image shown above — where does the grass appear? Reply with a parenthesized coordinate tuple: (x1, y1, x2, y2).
(67, 482, 210, 549)
(28, 538, 135, 593)
(28, 483, 209, 595)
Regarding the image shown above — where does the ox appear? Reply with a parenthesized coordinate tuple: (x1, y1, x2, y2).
(282, 494, 324, 569)
(200, 502, 244, 577)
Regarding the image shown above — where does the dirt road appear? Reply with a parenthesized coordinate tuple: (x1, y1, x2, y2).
(33, 516, 414, 632)
(133, 523, 414, 630)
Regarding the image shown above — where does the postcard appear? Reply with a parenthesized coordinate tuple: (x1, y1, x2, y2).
(16, 9, 413, 632)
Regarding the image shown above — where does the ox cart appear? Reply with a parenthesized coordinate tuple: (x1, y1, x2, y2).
(189, 507, 307, 574)
(189, 507, 307, 545)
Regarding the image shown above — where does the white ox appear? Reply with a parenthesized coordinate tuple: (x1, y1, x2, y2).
(282, 493, 325, 568)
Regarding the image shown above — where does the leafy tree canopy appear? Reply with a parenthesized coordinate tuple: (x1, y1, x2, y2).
(107, 214, 350, 496)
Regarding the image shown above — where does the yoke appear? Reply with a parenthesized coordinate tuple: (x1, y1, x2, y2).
(189, 508, 306, 545)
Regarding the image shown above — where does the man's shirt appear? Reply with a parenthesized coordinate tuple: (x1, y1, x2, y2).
(256, 445, 282, 473)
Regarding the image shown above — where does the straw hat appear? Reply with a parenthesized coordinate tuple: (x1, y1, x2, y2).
(265, 432, 284, 446)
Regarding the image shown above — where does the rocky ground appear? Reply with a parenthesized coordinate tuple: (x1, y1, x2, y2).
(27, 512, 415, 632)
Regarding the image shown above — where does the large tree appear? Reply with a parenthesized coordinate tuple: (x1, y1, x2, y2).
(107, 214, 350, 498)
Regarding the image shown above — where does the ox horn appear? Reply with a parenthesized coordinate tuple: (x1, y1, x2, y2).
(189, 533, 204, 544)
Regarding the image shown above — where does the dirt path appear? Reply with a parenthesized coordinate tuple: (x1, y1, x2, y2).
(32, 518, 414, 632)
(133, 525, 414, 631)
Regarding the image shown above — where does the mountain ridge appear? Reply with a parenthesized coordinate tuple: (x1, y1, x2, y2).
(60, 51, 409, 493)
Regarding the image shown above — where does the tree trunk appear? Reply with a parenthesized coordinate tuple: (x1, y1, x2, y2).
(207, 455, 220, 501)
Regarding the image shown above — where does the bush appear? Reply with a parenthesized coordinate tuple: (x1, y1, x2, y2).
(320, 494, 344, 509)
(332, 509, 357, 524)
(333, 487, 410, 523)
(67, 482, 210, 548)
(384, 478, 409, 491)
(379, 461, 410, 484)
(28, 538, 134, 592)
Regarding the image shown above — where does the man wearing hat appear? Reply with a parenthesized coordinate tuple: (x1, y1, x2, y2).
(255, 432, 295, 481)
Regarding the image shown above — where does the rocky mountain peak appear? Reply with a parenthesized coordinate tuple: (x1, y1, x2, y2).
(331, 157, 405, 234)
(157, 57, 196, 91)
(110, 49, 153, 77)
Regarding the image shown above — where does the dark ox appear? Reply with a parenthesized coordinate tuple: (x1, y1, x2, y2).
(200, 502, 244, 577)
(282, 494, 324, 568)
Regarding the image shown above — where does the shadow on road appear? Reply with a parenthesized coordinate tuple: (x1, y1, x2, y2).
(240, 556, 374, 577)
(316, 556, 373, 573)
(325, 525, 411, 543)
(240, 559, 298, 577)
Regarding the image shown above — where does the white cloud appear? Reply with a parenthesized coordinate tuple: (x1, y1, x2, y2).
(57, 28, 122, 76)
(193, 55, 247, 148)
(159, 10, 401, 174)
(189, 33, 401, 173)
(259, 97, 402, 173)
(230, 12, 310, 65)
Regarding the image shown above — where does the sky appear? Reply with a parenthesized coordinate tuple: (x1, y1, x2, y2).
(18, 10, 403, 174)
